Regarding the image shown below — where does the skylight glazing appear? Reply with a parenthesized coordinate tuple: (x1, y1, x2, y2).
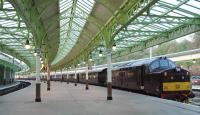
(52, 0, 95, 65)
(113, 0, 200, 53)
(0, 0, 35, 67)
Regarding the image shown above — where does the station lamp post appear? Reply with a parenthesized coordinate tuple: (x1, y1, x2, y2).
(35, 48, 41, 102)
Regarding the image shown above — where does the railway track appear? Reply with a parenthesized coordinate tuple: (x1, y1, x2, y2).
(190, 86, 200, 106)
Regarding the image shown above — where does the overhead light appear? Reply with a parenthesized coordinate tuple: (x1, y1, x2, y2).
(192, 59, 196, 64)
(33, 49, 37, 56)
(99, 50, 103, 57)
(112, 43, 116, 51)
(78, 64, 80, 66)
(25, 39, 31, 49)
(89, 53, 93, 61)
(34, 52, 37, 56)
(41, 60, 44, 64)
(40, 58, 42, 61)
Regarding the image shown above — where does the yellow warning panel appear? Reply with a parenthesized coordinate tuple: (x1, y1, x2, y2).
(163, 82, 190, 91)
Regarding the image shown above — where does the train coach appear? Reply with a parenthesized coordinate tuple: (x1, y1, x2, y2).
(52, 57, 193, 101)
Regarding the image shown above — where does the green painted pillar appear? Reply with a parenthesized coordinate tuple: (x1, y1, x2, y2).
(35, 49, 41, 102)
(67, 69, 69, 84)
(103, 28, 114, 100)
(106, 48, 112, 100)
(74, 67, 77, 86)
(85, 63, 89, 90)
(47, 64, 51, 91)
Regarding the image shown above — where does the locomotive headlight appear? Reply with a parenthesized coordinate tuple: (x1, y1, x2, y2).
(164, 72, 167, 76)
(171, 76, 174, 80)
(182, 76, 184, 79)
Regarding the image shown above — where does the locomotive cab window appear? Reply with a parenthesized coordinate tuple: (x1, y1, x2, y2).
(149, 58, 176, 72)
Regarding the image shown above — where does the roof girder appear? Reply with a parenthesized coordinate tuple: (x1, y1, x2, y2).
(113, 24, 200, 58)
(52, 0, 158, 70)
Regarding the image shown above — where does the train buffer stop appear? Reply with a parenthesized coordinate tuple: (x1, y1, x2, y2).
(0, 0, 200, 115)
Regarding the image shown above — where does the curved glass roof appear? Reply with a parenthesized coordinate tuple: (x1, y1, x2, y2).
(52, 0, 95, 65)
(80, 0, 200, 65)
(1, 0, 200, 71)
(0, 0, 34, 68)
(112, 0, 200, 53)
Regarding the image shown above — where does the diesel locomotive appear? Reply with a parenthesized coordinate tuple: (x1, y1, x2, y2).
(52, 57, 192, 101)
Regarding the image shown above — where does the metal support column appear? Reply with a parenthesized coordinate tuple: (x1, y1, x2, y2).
(9, 69, 12, 83)
(35, 51, 41, 102)
(47, 64, 51, 91)
(44, 71, 46, 83)
(67, 69, 69, 84)
(150, 47, 152, 59)
(107, 49, 112, 100)
(3, 66, 6, 85)
(54, 71, 56, 82)
(61, 69, 63, 82)
(86, 63, 89, 90)
(74, 68, 77, 86)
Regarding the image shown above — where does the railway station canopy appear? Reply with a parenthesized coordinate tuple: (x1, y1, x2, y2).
(0, 0, 200, 71)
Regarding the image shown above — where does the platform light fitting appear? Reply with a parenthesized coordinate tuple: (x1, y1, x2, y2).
(33, 49, 37, 56)
(89, 53, 93, 61)
(99, 50, 103, 57)
(112, 43, 116, 51)
(192, 59, 196, 64)
(34, 52, 37, 56)
(25, 39, 31, 49)
(41, 60, 44, 64)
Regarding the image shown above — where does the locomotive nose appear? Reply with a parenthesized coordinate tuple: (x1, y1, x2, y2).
(175, 67, 181, 72)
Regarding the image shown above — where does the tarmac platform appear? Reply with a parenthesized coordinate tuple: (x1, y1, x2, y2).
(0, 81, 199, 115)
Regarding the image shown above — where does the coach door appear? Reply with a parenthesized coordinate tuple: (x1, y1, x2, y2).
(138, 65, 144, 89)
(119, 71, 125, 86)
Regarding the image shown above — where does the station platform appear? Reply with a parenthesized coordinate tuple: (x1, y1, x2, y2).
(0, 82, 20, 90)
(0, 81, 199, 115)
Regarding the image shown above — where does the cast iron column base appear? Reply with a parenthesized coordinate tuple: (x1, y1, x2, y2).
(35, 83, 41, 102)
(107, 82, 112, 100)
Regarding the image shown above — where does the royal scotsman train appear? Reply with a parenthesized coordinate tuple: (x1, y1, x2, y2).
(28, 57, 193, 101)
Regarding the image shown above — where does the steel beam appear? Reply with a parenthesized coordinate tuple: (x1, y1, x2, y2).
(113, 24, 200, 58)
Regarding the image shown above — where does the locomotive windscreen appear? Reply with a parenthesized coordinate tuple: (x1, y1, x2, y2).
(149, 58, 176, 72)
